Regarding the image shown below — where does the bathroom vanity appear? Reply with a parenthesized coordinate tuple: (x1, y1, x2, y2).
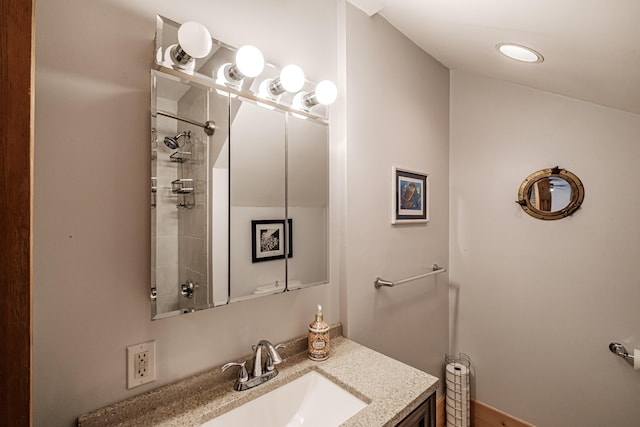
(78, 326, 438, 427)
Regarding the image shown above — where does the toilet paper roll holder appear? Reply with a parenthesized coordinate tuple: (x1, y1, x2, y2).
(609, 342, 635, 363)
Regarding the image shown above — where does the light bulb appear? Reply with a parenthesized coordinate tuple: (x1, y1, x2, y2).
(292, 92, 306, 110)
(280, 65, 305, 93)
(314, 80, 337, 105)
(235, 45, 264, 78)
(177, 22, 212, 59)
(256, 80, 276, 109)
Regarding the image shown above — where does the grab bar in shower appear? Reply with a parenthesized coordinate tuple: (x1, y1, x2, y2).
(374, 264, 447, 289)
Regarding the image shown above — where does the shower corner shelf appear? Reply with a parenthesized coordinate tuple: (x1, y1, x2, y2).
(171, 178, 194, 194)
(170, 150, 191, 163)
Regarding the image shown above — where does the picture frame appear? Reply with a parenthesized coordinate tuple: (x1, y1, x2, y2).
(251, 219, 293, 263)
(392, 167, 429, 224)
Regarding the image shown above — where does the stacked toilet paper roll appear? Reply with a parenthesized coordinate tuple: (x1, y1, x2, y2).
(446, 362, 470, 427)
(446, 363, 469, 387)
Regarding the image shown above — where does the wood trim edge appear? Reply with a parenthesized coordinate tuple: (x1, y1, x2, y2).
(472, 399, 536, 427)
(440, 397, 536, 427)
(436, 395, 445, 427)
(0, 0, 35, 425)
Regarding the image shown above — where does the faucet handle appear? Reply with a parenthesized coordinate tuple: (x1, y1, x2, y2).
(251, 342, 286, 352)
(264, 344, 286, 372)
(221, 361, 248, 383)
(272, 343, 286, 364)
(264, 354, 275, 372)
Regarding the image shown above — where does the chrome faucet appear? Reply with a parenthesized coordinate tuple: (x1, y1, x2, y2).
(251, 340, 284, 377)
(222, 339, 285, 391)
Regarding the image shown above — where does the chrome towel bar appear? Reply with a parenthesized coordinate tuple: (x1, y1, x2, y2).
(374, 264, 447, 289)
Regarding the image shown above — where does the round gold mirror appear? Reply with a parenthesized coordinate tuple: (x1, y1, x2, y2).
(516, 166, 584, 220)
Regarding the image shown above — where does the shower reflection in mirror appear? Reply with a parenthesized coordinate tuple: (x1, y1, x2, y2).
(151, 93, 211, 315)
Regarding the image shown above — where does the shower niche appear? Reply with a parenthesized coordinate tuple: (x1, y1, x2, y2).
(150, 16, 330, 319)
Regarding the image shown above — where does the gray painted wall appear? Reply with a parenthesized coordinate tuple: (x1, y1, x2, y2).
(37, 1, 639, 426)
(34, 1, 450, 424)
(450, 70, 640, 426)
(342, 5, 450, 393)
(33, 1, 339, 425)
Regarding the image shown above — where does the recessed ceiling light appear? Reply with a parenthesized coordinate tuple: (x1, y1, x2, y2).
(496, 43, 544, 63)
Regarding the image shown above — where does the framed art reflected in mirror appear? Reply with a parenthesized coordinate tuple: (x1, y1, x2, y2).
(251, 219, 293, 263)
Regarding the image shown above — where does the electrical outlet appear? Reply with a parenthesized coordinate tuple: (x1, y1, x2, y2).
(127, 340, 156, 389)
(134, 351, 149, 380)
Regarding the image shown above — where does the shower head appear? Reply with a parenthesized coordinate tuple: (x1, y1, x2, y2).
(163, 131, 191, 150)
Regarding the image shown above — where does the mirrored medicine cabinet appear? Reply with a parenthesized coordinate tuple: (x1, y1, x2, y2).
(151, 16, 330, 320)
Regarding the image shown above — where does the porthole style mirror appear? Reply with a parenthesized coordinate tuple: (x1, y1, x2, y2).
(516, 166, 584, 220)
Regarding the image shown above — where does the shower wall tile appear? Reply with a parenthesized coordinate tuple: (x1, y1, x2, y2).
(156, 264, 178, 293)
(182, 203, 205, 239)
(156, 235, 178, 266)
(156, 201, 179, 237)
(183, 236, 206, 274)
(178, 235, 186, 273)
(152, 104, 180, 314)
(193, 138, 205, 167)
(155, 264, 179, 313)
(195, 155, 206, 199)
(178, 236, 200, 273)
(157, 297, 179, 315)
(177, 86, 209, 297)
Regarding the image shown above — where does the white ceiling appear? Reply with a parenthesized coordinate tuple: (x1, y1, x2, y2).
(349, 0, 640, 115)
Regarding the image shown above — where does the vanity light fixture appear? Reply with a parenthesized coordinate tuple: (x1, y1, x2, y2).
(218, 45, 265, 86)
(496, 43, 544, 63)
(268, 64, 306, 96)
(257, 64, 306, 107)
(293, 80, 338, 111)
(166, 21, 213, 69)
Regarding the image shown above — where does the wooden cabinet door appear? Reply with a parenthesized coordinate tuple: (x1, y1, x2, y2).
(396, 392, 436, 427)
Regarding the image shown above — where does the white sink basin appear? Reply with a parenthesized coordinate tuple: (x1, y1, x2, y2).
(202, 370, 368, 427)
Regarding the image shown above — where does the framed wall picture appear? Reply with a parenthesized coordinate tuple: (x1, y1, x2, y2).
(251, 219, 293, 263)
(392, 167, 429, 224)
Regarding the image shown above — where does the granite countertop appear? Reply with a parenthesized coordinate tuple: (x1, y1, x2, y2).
(79, 326, 439, 427)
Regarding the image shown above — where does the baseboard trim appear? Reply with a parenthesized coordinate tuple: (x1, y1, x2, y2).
(472, 400, 536, 427)
(439, 397, 535, 427)
(436, 395, 445, 427)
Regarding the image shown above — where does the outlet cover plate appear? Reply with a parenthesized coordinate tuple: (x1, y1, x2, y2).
(127, 340, 156, 389)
